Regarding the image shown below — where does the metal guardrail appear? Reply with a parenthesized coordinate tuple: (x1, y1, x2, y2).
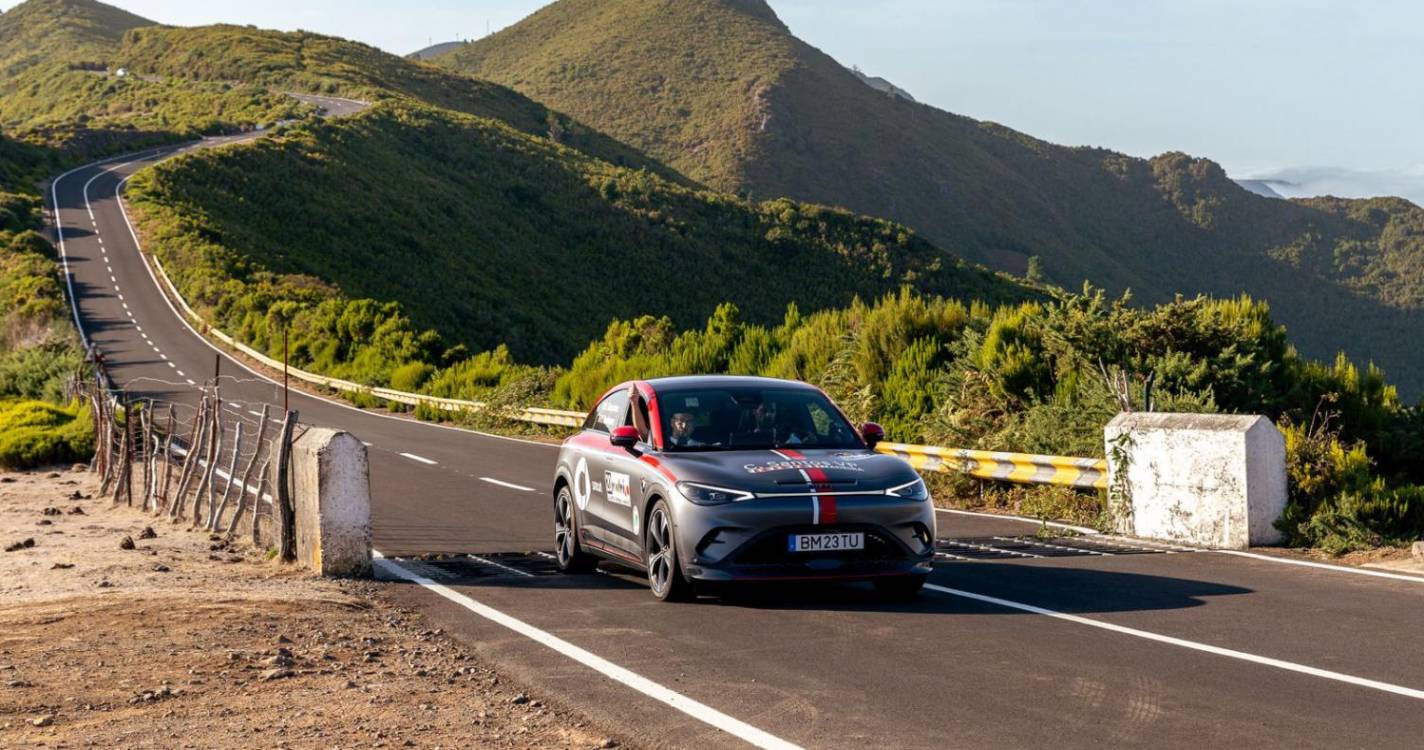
(149, 256, 585, 428)
(876, 442, 1108, 490)
(150, 262, 1108, 468)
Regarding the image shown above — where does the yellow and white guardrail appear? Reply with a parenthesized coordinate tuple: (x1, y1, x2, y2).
(875, 442, 1108, 490)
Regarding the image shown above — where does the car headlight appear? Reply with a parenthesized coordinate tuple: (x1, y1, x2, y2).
(676, 481, 755, 506)
(885, 478, 930, 502)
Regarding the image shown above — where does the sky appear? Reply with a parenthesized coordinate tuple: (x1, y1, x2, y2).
(7, 0, 1420, 201)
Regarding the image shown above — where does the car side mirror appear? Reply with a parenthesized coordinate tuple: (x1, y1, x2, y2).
(861, 422, 885, 448)
(610, 425, 641, 450)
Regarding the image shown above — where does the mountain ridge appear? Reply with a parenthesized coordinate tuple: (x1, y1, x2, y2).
(433, 0, 1424, 397)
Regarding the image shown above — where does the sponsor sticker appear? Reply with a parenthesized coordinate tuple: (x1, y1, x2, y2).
(605, 471, 632, 507)
(743, 459, 865, 475)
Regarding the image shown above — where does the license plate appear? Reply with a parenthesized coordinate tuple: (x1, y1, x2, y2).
(788, 532, 864, 552)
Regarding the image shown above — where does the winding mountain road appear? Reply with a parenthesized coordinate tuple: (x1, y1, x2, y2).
(46, 113, 1424, 749)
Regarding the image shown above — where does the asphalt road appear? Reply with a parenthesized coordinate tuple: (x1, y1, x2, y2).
(48, 130, 1424, 749)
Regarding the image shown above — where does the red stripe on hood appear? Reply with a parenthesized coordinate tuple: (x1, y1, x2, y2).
(778, 449, 839, 524)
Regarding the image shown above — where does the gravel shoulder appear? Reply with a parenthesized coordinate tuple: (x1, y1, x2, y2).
(0, 466, 627, 749)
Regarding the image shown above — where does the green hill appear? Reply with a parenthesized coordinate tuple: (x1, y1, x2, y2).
(436, 0, 1424, 397)
(125, 101, 1032, 371)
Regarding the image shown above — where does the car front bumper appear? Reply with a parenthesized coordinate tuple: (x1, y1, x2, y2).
(675, 493, 936, 582)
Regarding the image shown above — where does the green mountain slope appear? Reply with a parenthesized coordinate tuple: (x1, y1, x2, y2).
(126, 101, 1032, 369)
(0, 0, 150, 74)
(437, 0, 1424, 397)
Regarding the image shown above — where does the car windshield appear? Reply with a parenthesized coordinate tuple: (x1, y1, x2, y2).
(658, 386, 863, 451)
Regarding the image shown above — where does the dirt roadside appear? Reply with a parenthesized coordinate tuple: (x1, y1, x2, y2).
(0, 466, 629, 750)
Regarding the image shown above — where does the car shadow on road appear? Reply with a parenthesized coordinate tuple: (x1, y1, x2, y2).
(378, 555, 1252, 616)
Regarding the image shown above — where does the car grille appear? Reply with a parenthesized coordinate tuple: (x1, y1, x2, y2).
(732, 525, 906, 565)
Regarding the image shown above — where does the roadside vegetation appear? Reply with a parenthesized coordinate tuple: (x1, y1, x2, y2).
(0, 139, 92, 468)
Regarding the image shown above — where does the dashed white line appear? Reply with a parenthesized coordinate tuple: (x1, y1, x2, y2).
(248, 410, 264, 418)
(924, 583, 1424, 702)
(480, 477, 535, 492)
(185, 379, 196, 385)
(400, 452, 437, 466)
(176, 370, 185, 377)
(167, 362, 176, 369)
(466, 554, 535, 578)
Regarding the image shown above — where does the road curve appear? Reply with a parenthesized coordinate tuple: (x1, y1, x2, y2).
(49, 135, 1424, 749)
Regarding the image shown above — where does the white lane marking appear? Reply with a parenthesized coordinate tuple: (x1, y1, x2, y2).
(479, 477, 535, 492)
(248, 410, 264, 418)
(117, 293, 124, 300)
(939, 539, 1045, 559)
(924, 583, 1424, 701)
(400, 452, 437, 466)
(150, 344, 160, 352)
(373, 553, 803, 750)
(109, 275, 117, 283)
(466, 553, 535, 578)
(185, 379, 196, 385)
(135, 325, 142, 332)
(167, 362, 176, 369)
(176, 370, 185, 377)
(994, 536, 1113, 556)
(1215, 550, 1424, 584)
(96, 237, 103, 245)
(934, 507, 1099, 536)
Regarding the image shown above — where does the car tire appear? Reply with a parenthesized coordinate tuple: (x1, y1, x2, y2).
(874, 575, 926, 601)
(554, 485, 597, 574)
(644, 500, 692, 601)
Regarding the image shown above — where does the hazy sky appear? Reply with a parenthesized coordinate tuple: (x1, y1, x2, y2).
(8, 0, 1420, 189)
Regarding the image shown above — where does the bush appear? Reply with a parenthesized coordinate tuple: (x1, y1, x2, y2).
(0, 400, 94, 470)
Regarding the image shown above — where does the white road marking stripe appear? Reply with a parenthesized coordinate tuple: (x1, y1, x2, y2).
(994, 536, 1112, 556)
(373, 553, 803, 750)
(185, 379, 196, 385)
(933, 507, 1099, 535)
(924, 583, 1424, 701)
(248, 410, 263, 417)
(110, 275, 116, 283)
(176, 370, 185, 377)
(400, 452, 437, 465)
(117, 293, 124, 300)
(167, 362, 175, 369)
(940, 539, 1044, 559)
(466, 554, 535, 578)
(1215, 549, 1424, 584)
(480, 477, 535, 492)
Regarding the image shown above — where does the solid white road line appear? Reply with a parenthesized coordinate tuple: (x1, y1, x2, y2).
(1215, 549, 1424, 584)
(400, 452, 437, 466)
(924, 583, 1424, 701)
(935, 507, 1099, 536)
(373, 553, 804, 750)
(480, 477, 535, 492)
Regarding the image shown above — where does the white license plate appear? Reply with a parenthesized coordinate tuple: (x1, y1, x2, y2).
(788, 532, 864, 552)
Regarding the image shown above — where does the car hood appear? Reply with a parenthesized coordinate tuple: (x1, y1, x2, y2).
(656, 448, 920, 495)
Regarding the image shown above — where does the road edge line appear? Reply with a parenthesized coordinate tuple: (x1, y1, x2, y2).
(924, 583, 1424, 701)
(372, 552, 804, 750)
(1214, 549, 1424, 584)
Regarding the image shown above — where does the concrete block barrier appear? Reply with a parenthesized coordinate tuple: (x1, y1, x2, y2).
(1105, 413, 1287, 549)
(290, 427, 372, 576)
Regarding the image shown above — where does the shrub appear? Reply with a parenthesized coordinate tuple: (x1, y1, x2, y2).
(0, 400, 94, 470)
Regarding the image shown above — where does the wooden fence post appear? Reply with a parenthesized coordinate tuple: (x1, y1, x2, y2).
(171, 396, 209, 519)
(225, 405, 269, 539)
(250, 457, 271, 548)
(210, 422, 243, 531)
(275, 411, 298, 562)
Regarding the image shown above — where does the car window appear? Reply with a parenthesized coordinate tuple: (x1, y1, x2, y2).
(659, 386, 862, 451)
(588, 389, 630, 434)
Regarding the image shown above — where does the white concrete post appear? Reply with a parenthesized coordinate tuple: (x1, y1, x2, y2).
(290, 427, 372, 576)
(1104, 413, 1287, 549)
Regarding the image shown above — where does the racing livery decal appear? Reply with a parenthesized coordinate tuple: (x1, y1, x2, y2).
(574, 456, 592, 510)
(605, 471, 632, 507)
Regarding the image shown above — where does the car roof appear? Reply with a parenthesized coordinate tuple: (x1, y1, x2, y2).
(645, 375, 819, 392)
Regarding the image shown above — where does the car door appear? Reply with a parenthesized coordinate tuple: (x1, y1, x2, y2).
(579, 387, 637, 552)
